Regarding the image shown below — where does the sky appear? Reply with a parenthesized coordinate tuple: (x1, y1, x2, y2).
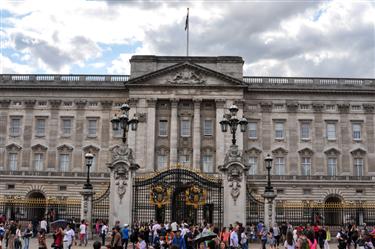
(0, 0, 374, 78)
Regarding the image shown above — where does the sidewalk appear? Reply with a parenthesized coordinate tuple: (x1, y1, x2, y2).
(26, 237, 339, 249)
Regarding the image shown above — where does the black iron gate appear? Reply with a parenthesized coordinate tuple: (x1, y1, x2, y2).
(132, 167, 223, 227)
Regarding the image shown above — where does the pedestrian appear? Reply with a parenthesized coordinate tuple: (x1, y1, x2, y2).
(38, 229, 47, 249)
(122, 224, 130, 249)
(100, 221, 108, 247)
(273, 224, 281, 248)
(220, 227, 230, 247)
(53, 226, 64, 249)
(40, 218, 47, 234)
(284, 232, 295, 249)
(8, 221, 17, 249)
(230, 225, 239, 249)
(240, 227, 248, 249)
(14, 224, 22, 249)
(136, 234, 147, 249)
(172, 230, 186, 249)
(63, 224, 75, 249)
(22, 223, 33, 249)
(79, 219, 87, 246)
(111, 226, 123, 249)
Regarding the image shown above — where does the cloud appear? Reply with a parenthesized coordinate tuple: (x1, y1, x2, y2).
(1, 0, 374, 78)
(0, 54, 33, 74)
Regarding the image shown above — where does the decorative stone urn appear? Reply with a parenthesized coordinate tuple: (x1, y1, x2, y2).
(219, 144, 249, 226)
(108, 144, 139, 227)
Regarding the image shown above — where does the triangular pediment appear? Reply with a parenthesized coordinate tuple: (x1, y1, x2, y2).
(125, 62, 245, 87)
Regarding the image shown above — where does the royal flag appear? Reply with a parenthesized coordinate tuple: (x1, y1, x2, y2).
(185, 8, 189, 30)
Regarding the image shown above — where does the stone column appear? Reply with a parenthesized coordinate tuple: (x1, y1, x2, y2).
(146, 99, 157, 171)
(169, 99, 178, 166)
(108, 144, 139, 226)
(219, 145, 249, 226)
(192, 98, 202, 169)
(215, 99, 226, 166)
(80, 188, 94, 239)
(262, 192, 277, 229)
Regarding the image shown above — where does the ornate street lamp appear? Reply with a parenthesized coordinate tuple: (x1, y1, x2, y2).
(264, 154, 274, 193)
(84, 152, 94, 189)
(220, 105, 248, 145)
(111, 103, 139, 144)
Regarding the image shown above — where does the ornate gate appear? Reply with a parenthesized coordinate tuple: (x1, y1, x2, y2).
(132, 167, 223, 227)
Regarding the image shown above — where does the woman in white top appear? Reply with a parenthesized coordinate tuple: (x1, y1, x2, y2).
(284, 231, 295, 249)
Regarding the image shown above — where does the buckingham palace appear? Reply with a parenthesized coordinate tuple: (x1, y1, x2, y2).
(0, 55, 374, 226)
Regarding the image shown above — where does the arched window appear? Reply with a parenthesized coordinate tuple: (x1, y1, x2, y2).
(6, 143, 22, 171)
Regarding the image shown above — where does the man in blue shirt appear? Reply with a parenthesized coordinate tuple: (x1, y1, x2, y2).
(121, 224, 130, 249)
(172, 230, 187, 249)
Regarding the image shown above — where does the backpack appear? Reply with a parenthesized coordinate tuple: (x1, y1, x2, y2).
(301, 238, 310, 249)
(0, 228, 5, 237)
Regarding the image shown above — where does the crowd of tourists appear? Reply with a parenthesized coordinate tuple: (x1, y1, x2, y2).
(0, 217, 375, 249)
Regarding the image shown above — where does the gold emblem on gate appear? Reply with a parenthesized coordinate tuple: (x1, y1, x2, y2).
(150, 184, 172, 208)
(185, 185, 207, 209)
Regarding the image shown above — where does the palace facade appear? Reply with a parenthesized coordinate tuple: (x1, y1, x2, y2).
(0, 55, 374, 224)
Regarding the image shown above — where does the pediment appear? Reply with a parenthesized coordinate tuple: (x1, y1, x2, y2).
(125, 62, 245, 87)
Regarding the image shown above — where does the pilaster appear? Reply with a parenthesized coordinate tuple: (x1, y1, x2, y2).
(215, 99, 225, 167)
(169, 99, 179, 166)
(193, 98, 202, 169)
(146, 98, 157, 171)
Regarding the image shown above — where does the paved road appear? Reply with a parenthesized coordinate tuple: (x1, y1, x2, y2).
(24, 237, 339, 249)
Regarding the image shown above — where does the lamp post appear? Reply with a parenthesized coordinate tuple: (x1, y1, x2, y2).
(262, 154, 277, 229)
(84, 152, 94, 189)
(80, 152, 95, 239)
(111, 103, 139, 144)
(219, 105, 248, 145)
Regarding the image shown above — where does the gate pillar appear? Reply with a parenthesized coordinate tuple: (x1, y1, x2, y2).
(108, 144, 139, 227)
(219, 144, 249, 226)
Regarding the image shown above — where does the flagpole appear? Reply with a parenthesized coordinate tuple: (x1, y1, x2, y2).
(186, 8, 189, 57)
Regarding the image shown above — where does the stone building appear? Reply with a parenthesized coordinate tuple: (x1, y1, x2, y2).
(0, 55, 374, 225)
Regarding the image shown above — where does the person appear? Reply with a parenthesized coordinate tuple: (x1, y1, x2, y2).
(122, 224, 130, 249)
(79, 220, 87, 246)
(220, 227, 230, 247)
(111, 226, 123, 249)
(14, 224, 22, 249)
(273, 224, 281, 248)
(93, 241, 101, 249)
(63, 224, 75, 249)
(23, 223, 33, 249)
(137, 234, 147, 249)
(230, 225, 239, 249)
(101, 221, 108, 247)
(317, 227, 327, 249)
(284, 231, 295, 249)
(8, 221, 17, 249)
(53, 226, 64, 249)
(240, 227, 248, 249)
(40, 218, 47, 233)
(220, 241, 228, 249)
(38, 229, 47, 249)
(32, 217, 39, 238)
(267, 230, 276, 249)
(172, 230, 186, 249)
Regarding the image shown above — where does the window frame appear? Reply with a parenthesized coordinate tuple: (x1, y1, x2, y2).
(300, 121, 311, 140)
(33, 152, 44, 171)
(274, 121, 285, 140)
(248, 157, 257, 175)
(180, 119, 191, 137)
(326, 122, 337, 141)
(275, 157, 285, 175)
(352, 123, 362, 141)
(87, 118, 98, 137)
(35, 118, 46, 137)
(59, 153, 70, 172)
(61, 117, 73, 137)
(354, 158, 364, 176)
(158, 120, 168, 137)
(248, 122, 257, 139)
(301, 157, 311, 176)
(327, 157, 337, 176)
(9, 116, 22, 137)
(202, 154, 214, 173)
(8, 152, 18, 171)
(203, 119, 213, 136)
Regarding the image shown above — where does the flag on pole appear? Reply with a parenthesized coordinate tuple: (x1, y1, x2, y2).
(185, 8, 189, 30)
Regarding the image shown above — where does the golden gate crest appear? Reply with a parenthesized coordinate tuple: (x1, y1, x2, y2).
(150, 184, 172, 208)
(185, 185, 207, 209)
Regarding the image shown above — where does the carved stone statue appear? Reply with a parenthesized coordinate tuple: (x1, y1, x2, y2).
(114, 165, 128, 203)
(111, 144, 135, 164)
(168, 68, 206, 84)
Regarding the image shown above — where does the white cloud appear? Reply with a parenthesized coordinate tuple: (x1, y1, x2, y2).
(107, 53, 132, 75)
(0, 54, 33, 74)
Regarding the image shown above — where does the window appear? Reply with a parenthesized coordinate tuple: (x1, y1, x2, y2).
(202, 155, 214, 173)
(59, 185, 67, 191)
(7, 184, 15, 190)
(248, 157, 257, 175)
(248, 122, 257, 139)
(277, 189, 284, 194)
(301, 157, 311, 176)
(87, 119, 97, 137)
(356, 189, 363, 194)
(8, 153, 18, 171)
(180, 119, 191, 137)
(326, 123, 336, 140)
(352, 123, 361, 140)
(35, 118, 46, 136)
(179, 155, 190, 166)
(303, 189, 312, 195)
(354, 158, 364, 176)
(203, 120, 213, 136)
(62, 118, 72, 136)
(10, 117, 21, 136)
(275, 157, 285, 175)
(159, 120, 168, 137)
(300, 122, 310, 140)
(33, 153, 44, 171)
(275, 122, 284, 139)
(157, 155, 167, 169)
(327, 158, 337, 176)
(59, 154, 70, 172)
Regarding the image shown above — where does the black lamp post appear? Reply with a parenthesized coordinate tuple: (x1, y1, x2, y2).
(264, 154, 274, 193)
(84, 152, 94, 189)
(219, 105, 248, 145)
(111, 103, 139, 144)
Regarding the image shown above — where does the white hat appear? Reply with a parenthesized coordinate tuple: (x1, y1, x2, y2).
(124, 224, 129, 227)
